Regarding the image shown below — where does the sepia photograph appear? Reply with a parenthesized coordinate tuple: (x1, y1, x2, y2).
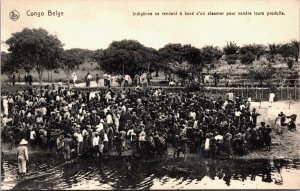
(1, 0, 300, 190)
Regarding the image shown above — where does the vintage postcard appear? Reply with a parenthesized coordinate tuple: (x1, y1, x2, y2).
(1, 0, 299, 190)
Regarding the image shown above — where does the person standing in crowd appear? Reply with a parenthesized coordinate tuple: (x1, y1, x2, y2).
(133, 74, 139, 87)
(147, 72, 152, 86)
(107, 74, 111, 88)
(62, 134, 72, 163)
(251, 108, 260, 127)
(24, 74, 28, 85)
(8, 129, 14, 150)
(28, 74, 33, 86)
(124, 74, 130, 87)
(2, 96, 9, 116)
(227, 90, 234, 102)
(86, 72, 92, 87)
(29, 127, 36, 149)
(287, 114, 297, 131)
(72, 72, 77, 87)
(74, 129, 83, 156)
(17, 139, 29, 178)
(96, 74, 100, 87)
(12, 74, 16, 86)
(269, 91, 276, 107)
(18, 74, 21, 82)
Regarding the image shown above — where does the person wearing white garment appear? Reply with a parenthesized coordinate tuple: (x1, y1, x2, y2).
(127, 127, 135, 142)
(106, 112, 113, 124)
(269, 92, 276, 107)
(124, 74, 130, 87)
(72, 72, 77, 87)
(96, 119, 104, 132)
(2, 96, 8, 116)
(92, 133, 99, 157)
(2, 114, 12, 126)
(17, 139, 29, 178)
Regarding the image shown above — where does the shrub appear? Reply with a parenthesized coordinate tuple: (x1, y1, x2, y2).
(287, 59, 294, 69)
(240, 51, 255, 65)
(226, 54, 238, 65)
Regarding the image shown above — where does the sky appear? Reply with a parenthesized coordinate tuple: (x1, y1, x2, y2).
(1, 0, 299, 51)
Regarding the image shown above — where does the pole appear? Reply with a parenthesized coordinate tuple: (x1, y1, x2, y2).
(241, 86, 244, 98)
(295, 85, 297, 100)
(255, 86, 257, 100)
(122, 59, 124, 75)
(259, 90, 262, 109)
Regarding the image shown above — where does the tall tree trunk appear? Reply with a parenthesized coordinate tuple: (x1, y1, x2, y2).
(38, 70, 43, 85)
(155, 69, 159, 77)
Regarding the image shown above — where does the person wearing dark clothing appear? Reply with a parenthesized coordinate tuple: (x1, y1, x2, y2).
(28, 74, 33, 86)
(251, 108, 260, 127)
(12, 74, 16, 86)
(96, 74, 100, 87)
(114, 133, 123, 156)
(62, 134, 73, 162)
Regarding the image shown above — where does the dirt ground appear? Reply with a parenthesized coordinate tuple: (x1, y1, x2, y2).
(240, 100, 300, 159)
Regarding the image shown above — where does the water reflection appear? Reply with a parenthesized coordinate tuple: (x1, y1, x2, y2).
(1, 155, 299, 190)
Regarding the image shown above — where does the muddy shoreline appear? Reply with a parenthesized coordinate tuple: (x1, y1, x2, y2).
(2, 143, 299, 161)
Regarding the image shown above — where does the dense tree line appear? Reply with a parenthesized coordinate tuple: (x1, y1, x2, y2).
(1, 27, 299, 84)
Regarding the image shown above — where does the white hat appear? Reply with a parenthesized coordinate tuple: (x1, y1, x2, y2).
(19, 139, 28, 145)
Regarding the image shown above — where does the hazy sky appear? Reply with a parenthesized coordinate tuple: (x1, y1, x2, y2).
(1, 0, 299, 51)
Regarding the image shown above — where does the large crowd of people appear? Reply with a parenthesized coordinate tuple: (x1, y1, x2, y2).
(1, 83, 297, 165)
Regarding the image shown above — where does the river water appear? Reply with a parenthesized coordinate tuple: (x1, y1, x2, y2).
(1, 155, 300, 190)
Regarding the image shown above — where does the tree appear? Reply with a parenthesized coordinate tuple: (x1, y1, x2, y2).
(158, 43, 203, 80)
(1, 52, 15, 77)
(267, 44, 280, 63)
(239, 44, 265, 64)
(290, 40, 299, 62)
(93, 40, 153, 78)
(143, 47, 161, 77)
(5, 28, 64, 84)
(159, 44, 184, 64)
(181, 45, 203, 81)
(278, 43, 294, 61)
(240, 50, 256, 65)
(68, 48, 95, 63)
(239, 45, 255, 65)
(201, 46, 223, 65)
(223, 41, 239, 64)
(181, 44, 202, 66)
(248, 59, 276, 86)
(60, 49, 84, 81)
